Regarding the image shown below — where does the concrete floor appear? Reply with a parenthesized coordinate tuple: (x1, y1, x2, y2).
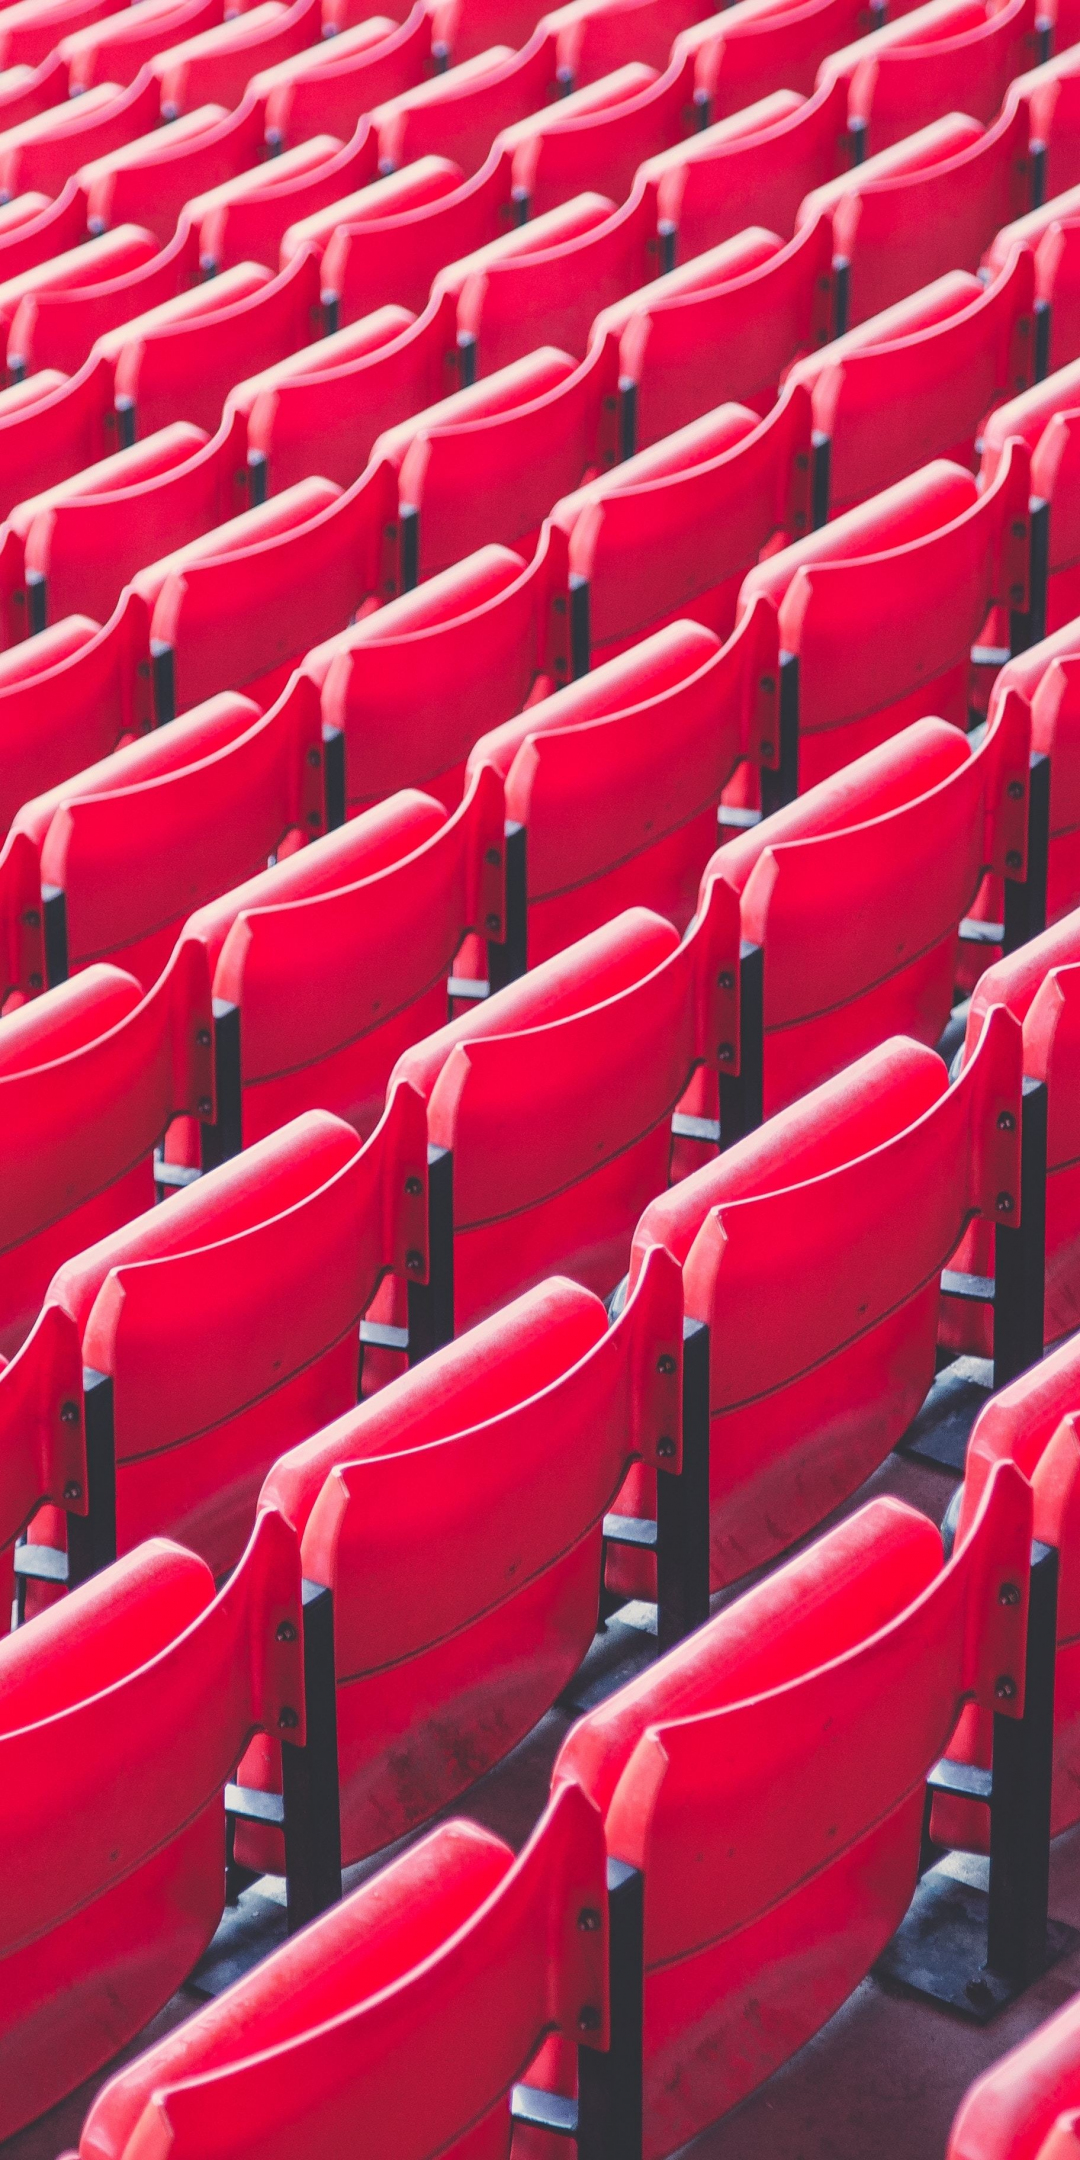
(8, 1444, 1080, 2160)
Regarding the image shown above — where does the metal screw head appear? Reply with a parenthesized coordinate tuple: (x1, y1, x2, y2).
(717, 970, 734, 990)
(760, 739, 774, 760)
(577, 1907, 601, 1932)
(997, 1110, 1016, 1132)
(1007, 779, 1024, 799)
(406, 1248, 424, 1274)
(717, 1041, 735, 1062)
(278, 1706, 300, 1730)
(1011, 520, 1027, 540)
(307, 811, 321, 828)
(998, 1582, 1021, 1606)
(29, 972, 42, 990)
(306, 747, 321, 767)
(657, 1353, 676, 1376)
(995, 1675, 1018, 1702)
(759, 675, 775, 696)
(485, 913, 500, 933)
(22, 908, 39, 929)
(60, 1401, 79, 1425)
(405, 1175, 422, 1197)
(996, 1191, 1015, 1214)
(275, 1620, 298, 1642)
(485, 847, 501, 867)
(63, 1480, 82, 1502)
(196, 1028, 211, 1048)
(578, 2006, 602, 2033)
(1009, 584, 1025, 606)
(795, 453, 809, 472)
(198, 1097, 213, 1117)
(657, 1436, 676, 1458)
(1005, 850, 1022, 871)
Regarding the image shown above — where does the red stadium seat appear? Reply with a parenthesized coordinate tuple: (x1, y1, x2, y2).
(148, 456, 398, 720)
(0, 948, 212, 1356)
(3, 1094, 424, 1576)
(318, 144, 517, 324)
(150, 0, 322, 121)
(947, 1992, 1080, 2157)
(314, 528, 571, 817)
(736, 445, 1032, 790)
(641, 77, 849, 264)
(0, 1511, 315, 2137)
(234, 1251, 683, 1862)
(257, 0, 430, 150)
(549, 1456, 1034, 2157)
(788, 247, 1035, 520)
(551, 383, 811, 668)
(244, 290, 456, 495)
(17, 408, 249, 632)
(501, 52, 696, 219)
(466, 609, 778, 963)
(613, 1016, 1022, 1590)
(934, 1330, 1080, 1862)
(944, 901, 1080, 1353)
(191, 122, 378, 272)
(982, 359, 1080, 641)
(798, 102, 1033, 330)
(0, 221, 160, 360)
(388, 890, 735, 1335)
(608, 214, 832, 448)
(370, 32, 564, 174)
(377, 333, 620, 584)
(179, 770, 502, 1153)
(0, 416, 207, 646)
(108, 248, 326, 442)
(69, 1788, 607, 2160)
(0, 72, 159, 199)
(682, 0, 880, 121)
(75, 100, 261, 243)
(6, 220, 204, 380)
(61, 0, 224, 95)
(0, 679, 327, 1002)
(822, 0, 1041, 158)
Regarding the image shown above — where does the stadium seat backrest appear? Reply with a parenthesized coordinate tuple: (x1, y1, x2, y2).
(963, 906, 1080, 1348)
(251, 1253, 681, 1859)
(390, 888, 739, 1325)
(6, 219, 203, 381)
(72, 1786, 607, 2160)
(259, 1, 430, 151)
(799, 101, 1032, 327)
(0, 685, 261, 1001)
(318, 526, 571, 816)
(455, 180, 658, 375)
(387, 333, 620, 583)
(48, 679, 326, 990)
(0, 1511, 304, 2139)
(0, 949, 213, 1355)
(554, 382, 811, 660)
(245, 290, 459, 496)
(552, 1459, 1032, 2157)
(320, 146, 518, 326)
(642, 76, 849, 262)
(936, 1331, 1080, 1854)
(40, 1097, 424, 1568)
(686, 0, 875, 118)
(706, 692, 1030, 1109)
(150, 457, 399, 719)
(371, 35, 560, 176)
(845, 0, 1040, 154)
(740, 445, 1031, 785)
(622, 1014, 1021, 1587)
(611, 213, 833, 447)
(506, 53, 696, 219)
(468, 609, 777, 958)
(792, 247, 1035, 517)
(188, 768, 503, 1145)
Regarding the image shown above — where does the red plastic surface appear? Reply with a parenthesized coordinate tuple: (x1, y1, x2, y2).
(0, 1510, 304, 2137)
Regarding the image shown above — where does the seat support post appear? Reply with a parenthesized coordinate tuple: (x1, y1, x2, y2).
(281, 1578, 343, 1935)
(1002, 751, 1050, 956)
(577, 1857, 645, 2160)
(487, 821, 527, 990)
(760, 649, 799, 814)
(407, 1143, 454, 1363)
(656, 1317, 711, 1650)
(987, 1538, 1057, 1985)
(200, 999, 243, 1170)
(993, 1073, 1048, 1389)
(67, 1368, 117, 1590)
(719, 941, 764, 1147)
